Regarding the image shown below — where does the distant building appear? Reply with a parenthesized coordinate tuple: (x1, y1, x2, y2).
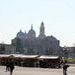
(11, 22, 61, 56)
(0, 22, 75, 58)
(0, 44, 16, 54)
(62, 47, 75, 58)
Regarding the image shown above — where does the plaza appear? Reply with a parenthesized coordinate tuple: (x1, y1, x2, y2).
(0, 65, 75, 75)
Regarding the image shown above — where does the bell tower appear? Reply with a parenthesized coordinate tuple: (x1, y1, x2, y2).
(39, 22, 46, 39)
(40, 22, 45, 35)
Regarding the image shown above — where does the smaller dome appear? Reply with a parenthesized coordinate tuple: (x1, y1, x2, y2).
(28, 29, 35, 35)
(28, 25, 35, 35)
(28, 25, 36, 38)
(17, 30, 24, 38)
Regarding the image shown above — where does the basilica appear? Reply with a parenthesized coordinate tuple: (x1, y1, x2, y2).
(11, 22, 62, 56)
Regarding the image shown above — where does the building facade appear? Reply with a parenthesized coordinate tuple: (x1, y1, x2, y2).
(62, 47, 75, 58)
(0, 44, 16, 54)
(11, 22, 61, 56)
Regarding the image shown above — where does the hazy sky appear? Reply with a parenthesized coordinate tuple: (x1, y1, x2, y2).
(0, 0, 75, 47)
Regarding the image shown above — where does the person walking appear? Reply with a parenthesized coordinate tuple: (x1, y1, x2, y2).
(63, 61, 69, 75)
(6, 60, 10, 72)
(9, 59, 15, 75)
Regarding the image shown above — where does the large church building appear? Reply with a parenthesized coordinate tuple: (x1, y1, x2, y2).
(12, 22, 62, 56)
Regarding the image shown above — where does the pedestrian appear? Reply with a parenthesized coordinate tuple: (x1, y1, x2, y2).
(9, 59, 15, 75)
(6, 60, 10, 72)
(63, 61, 69, 75)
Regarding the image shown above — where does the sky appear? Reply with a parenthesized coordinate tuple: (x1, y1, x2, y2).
(0, 0, 75, 47)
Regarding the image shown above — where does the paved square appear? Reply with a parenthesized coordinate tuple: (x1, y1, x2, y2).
(0, 66, 75, 75)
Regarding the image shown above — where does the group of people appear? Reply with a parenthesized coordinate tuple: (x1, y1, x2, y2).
(6, 59, 15, 75)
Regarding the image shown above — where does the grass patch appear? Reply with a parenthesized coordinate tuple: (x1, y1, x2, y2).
(65, 58, 75, 63)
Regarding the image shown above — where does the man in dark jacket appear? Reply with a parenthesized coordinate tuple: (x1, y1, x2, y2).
(9, 60, 15, 75)
(63, 61, 69, 75)
(6, 60, 10, 72)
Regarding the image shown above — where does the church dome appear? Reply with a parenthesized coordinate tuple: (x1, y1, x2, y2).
(17, 30, 24, 38)
(28, 25, 36, 38)
(28, 29, 35, 35)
